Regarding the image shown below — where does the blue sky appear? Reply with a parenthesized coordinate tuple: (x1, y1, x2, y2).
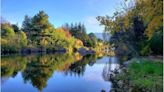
(1, 0, 124, 33)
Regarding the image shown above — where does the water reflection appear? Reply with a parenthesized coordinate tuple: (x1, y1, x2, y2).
(102, 57, 120, 81)
(65, 55, 97, 77)
(1, 55, 27, 78)
(1, 53, 120, 92)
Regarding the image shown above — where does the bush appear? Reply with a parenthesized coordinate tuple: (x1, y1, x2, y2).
(116, 58, 163, 91)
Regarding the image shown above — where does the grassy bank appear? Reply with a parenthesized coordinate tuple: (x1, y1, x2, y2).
(115, 58, 163, 92)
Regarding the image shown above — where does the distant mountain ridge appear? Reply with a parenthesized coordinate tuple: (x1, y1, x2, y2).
(94, 33, 110, 41)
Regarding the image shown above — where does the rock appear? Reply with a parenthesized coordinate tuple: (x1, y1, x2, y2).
(78, 47, 95, 56)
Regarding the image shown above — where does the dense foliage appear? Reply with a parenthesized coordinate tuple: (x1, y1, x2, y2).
(63, 23, 97, 47)
(22, 11, 99, 49)
(1, 23, 27, 53)
(1, 11, 106, 53)
(1, 11, 102, 54)
(97, 0, 163, 56)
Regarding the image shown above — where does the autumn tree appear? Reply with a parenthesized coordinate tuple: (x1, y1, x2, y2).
(97, 0, 163, 56)
(63, 23, 96, 47)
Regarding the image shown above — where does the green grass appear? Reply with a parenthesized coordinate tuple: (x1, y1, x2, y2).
(118, 58, 163, 91)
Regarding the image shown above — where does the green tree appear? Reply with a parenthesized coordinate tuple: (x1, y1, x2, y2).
(97, 0, 163, 56)
(12, 24, 20, 32)
(18, 31, 28, 47)
(1, 23, 15, 38)
(88, 33, 97, 47)
(22, 11, 54, 47)
(1, 23, 28, 53)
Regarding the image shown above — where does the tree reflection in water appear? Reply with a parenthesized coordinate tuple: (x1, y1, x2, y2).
(102, 57, 120, 80)
(1, 55, 27, 78)
(1, 53, 98, 91)
(64, 54, 97, 77)
(22, 54, 75, 91)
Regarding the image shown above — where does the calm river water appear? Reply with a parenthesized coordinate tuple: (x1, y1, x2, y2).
(1, 53, 120, 92)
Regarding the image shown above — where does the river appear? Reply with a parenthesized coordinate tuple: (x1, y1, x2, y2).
(1, 53, 120, 92)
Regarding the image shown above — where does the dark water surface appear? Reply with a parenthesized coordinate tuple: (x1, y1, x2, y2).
(1, 54, 120, 92)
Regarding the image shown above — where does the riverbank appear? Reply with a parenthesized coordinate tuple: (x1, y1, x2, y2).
(109, 58, 163, 92)
(1, 47, 97, 57)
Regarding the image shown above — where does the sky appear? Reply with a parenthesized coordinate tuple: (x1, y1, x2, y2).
(1, 0, 124, 33)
